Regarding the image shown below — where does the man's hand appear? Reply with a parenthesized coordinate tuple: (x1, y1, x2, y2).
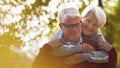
(64, 54, 84, 65)
(98, 41, 113, 52)
(81, 43, 96, 52)
(47, 39, 63, 49)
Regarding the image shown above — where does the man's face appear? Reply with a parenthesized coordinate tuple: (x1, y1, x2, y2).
(82, 11, 99, 36)
(60, 16, 81, 42)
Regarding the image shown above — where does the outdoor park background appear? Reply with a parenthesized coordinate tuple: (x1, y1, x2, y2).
(0, 0, 120, 68)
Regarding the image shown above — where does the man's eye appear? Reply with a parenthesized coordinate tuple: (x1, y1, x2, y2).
(86, 19, 90, 23)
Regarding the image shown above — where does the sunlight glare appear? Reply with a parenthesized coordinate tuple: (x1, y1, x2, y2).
(0, 26, 9, 35)
(25, 0, 35, 5)
(89, 0, 98, 7)
(10, 5, 24, 15)
(108, 0, 118, 6)
(26, 15, 39, 28)
(0, 0, 3, 4)
(40, 12, 49, 24)
(2, 14, 22, 25)
(0, 5, 11, 11)
(10, 36, 49, 59)
(83, 0, 89, 5)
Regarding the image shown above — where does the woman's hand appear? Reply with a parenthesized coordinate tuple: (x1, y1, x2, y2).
(64, 53, 84, 65)
(81, 43, 96, 52)
(98, 41, 113, 52)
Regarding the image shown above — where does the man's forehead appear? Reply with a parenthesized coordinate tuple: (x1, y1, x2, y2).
(65, 16, 81, 23)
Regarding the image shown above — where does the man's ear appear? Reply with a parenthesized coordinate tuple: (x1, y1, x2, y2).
(59, 24, 62, 28)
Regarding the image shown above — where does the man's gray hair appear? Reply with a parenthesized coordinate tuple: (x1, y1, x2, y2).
(58, 7, 80, 23)
(81, 6, 106, 27)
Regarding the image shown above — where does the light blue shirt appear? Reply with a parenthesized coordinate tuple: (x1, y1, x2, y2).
(50, 31, 83, 56)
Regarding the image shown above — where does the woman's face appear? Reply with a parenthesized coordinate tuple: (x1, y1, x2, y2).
(82, 12, 99, 36)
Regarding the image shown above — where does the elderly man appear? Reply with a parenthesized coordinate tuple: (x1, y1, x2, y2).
(32, 7, 98, 68)
(51, 6, 117, 68)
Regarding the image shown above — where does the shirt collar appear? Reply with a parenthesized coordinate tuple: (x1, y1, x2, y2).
(61, 34, 82, 45)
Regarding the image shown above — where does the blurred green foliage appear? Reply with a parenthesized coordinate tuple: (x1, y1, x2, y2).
(103, 0, 120, 67)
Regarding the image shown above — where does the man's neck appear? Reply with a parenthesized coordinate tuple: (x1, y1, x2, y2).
(62, 35, 82, 45)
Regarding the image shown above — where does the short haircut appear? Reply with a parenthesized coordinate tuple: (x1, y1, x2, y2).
(58, 7, 80, 24)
